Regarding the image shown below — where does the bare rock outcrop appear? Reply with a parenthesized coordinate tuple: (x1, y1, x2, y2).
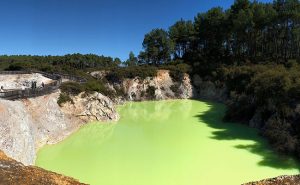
(0, 150, 86, 185)
(0, 91, 119, 166)
(62, 92, 120, 122)
(0, 73, 54, 90)
(0, 100, 36, 166)
(0, 92, 82, 165)
(92, 70, 194, 101)
(243, 175, 300, 185)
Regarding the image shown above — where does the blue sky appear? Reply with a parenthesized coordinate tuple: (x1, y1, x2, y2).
(0, 0, 272, 61)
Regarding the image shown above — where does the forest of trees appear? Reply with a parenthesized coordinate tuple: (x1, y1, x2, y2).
(0, 54, 121, 73)
(136, 0, 300, 69)
(134, 0, 300, 159)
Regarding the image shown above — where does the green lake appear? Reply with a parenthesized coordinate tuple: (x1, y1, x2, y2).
(36, 100, 300, 185)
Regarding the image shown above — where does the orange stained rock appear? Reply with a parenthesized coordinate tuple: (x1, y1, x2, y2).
(0, 150, 87, 185)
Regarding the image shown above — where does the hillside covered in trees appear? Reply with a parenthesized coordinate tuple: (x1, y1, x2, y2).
(1, 0, 300, 159)
(134, 0, 300, 159)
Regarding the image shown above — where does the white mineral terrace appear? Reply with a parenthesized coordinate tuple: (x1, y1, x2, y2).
(0, 73, 54, 90)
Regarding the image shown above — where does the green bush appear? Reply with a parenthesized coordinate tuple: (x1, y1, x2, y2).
(223, 94, 256, 123)
(162, 63, 191, 82)
(60, 82, 84, 95)
(5, 63, 26, 71)
(39, 64, 55, 73)
(60, 79, 116, 97)
(221, 63, 300, 156)
(248, 66, 291, 105)
(105, 66, 158, 82)
(83, 80, 111, 96)
(220, 65, 268, 94)
(57, 93, 73, 106)
(263, 115, 297, 154)
(169, 70, 184, 82)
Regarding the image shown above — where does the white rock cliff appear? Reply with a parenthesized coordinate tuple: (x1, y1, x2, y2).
(0, 91, 119, 165)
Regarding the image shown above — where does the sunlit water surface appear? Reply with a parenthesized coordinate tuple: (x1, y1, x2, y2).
(36, 100, 300, 185)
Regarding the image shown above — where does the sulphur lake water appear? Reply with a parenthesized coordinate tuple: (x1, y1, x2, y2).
(36, 100, 300, 185)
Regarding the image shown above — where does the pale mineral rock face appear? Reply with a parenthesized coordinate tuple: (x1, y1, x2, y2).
(0, 92, 81, 165)
(62, 92, 120, 123)
(91, 70, 194, 101)
(0, 100, 36, 165)
(0, 90, 120, 165)
(0, 73, 54, 90)
(122, 70, 193, 101)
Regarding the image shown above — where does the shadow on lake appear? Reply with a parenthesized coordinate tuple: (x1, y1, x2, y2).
(195, 100, 300, 171)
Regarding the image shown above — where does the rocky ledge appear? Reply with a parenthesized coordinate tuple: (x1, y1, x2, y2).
(92, 69, 194, 101)
(62, 92, 120, 122)
(243, 175, 300, 185)
(0, 150, 86, 185)
(0, 91, 119, 165)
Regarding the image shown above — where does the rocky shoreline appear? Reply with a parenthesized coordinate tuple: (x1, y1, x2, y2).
(0, 70, 195, 166)
(0, 91, 120, 166)
(1, 70, 298, 185)
(243, 175, 300, 185)
(0, 150, 86, 185)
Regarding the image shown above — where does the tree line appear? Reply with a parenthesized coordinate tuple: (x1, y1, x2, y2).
(127, 0, 300, 67)
(0, 54, 121, 72)
(124, 0, 300, 159)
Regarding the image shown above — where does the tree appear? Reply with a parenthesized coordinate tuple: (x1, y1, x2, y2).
(169, 19, 195, 58)
(194, 7, 227, 56)
(125, 51, 138, 66)
(114, 58, 122, 66)
(138, 51, 148, 65)
(228, 0, 254, 58)
(142, 29, 174, 65)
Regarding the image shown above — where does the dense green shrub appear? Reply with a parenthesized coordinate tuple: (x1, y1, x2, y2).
(105, 66, 158, 83)
(248, 67, 292, 106)
(82, 80, 111, 96)
(223, 64, 300, 120)
(0, 54, 119, 71)
(162, 63, 191, 82)
(57, 93, 73, 106)
(169, 70, 184, 82)
(220, 65, 268, 94)
(222, 63, 300, 156)
(263, 115, 298, 154)
(289, 80, 300, 100)
(224, 94, 256, 124)
(60, 79, 116, 97)
(5, 63, 27, 71)
(60, 82, 84, 95)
